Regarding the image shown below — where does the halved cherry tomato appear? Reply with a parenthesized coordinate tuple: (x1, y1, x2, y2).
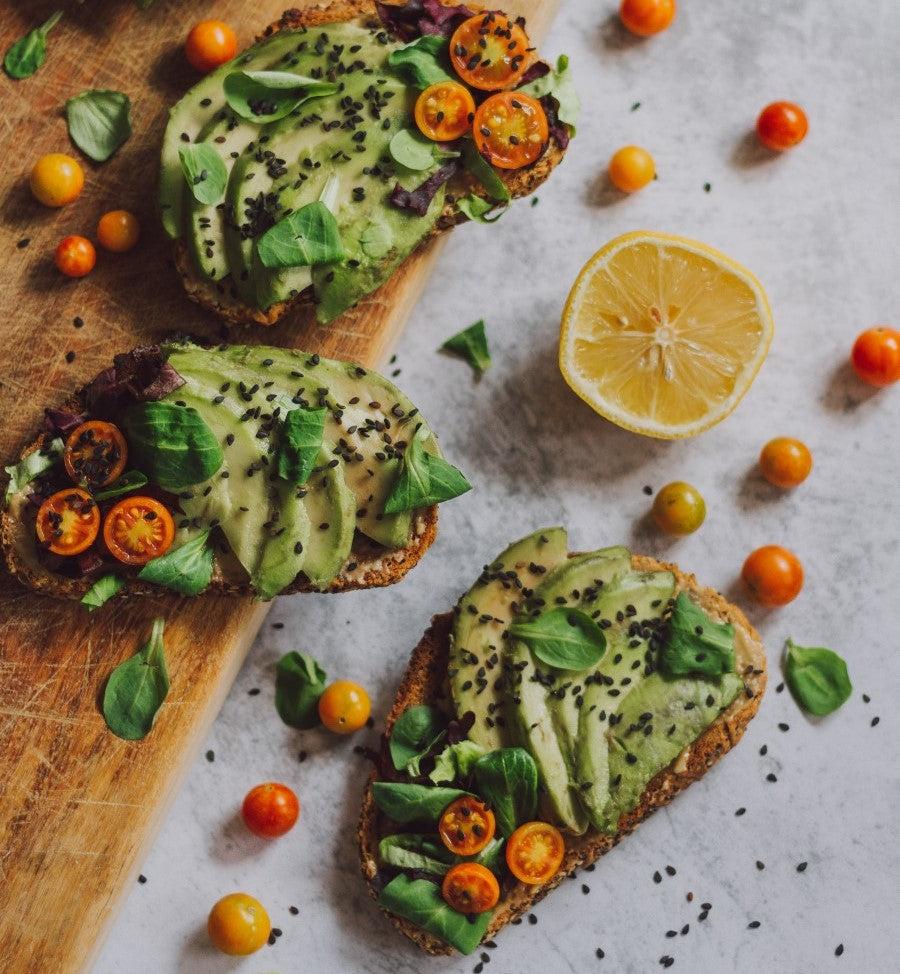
(756, 101, 808, 151)
(472, 92, 548, 170)
(241, 782, 300, 839)
(97, 210, 141, 253)
(207, 892, 270, 956)
(63, 421, 128, 488)
(441, 862, 500, 914)
(851, 326, 900, 387)
(318, 680, 371, 734)
(438, 796, 496, 856)
(759, 437, 813, 488)
(36, 488, 100, 556)
(414, 81, 476, 142)
(185, 20, 237, 74)
(55, 236, 96, 278)
(741, 545, 804, 607)
(449, 13, 532, 91)
(505, 821, 565, 885)
(103, 497, 175, 566)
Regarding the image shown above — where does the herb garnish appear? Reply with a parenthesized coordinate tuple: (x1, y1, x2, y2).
(223, 71, 339, 124)
(4, 11, 62, 80)
(784, 637, 852, 716)
(389, 128, 459, 171)
(256, 201, 345, 269)
(136, 530, 214, 596)
(371, 782, 471, 823)
(92, 470, 149, 501)
(471, 747, 539, 838)
(441, 319, 491, 372)
(461, 140, 511, 204)
(65, 90, 132, 162)
(275, 408, 327, 483)
(102, 617, 170, 740)
(390, 705, 447, 772)
(275, 651, 327, 729)
(383, 432, 471, 515)
(508, 607, 607, 670)
(178, 143, 228, 205)
(80, 574, 125, 612)
(659, 593, 735, 676)
(4, 438, 63, 503)
(387, 35, 454, 88)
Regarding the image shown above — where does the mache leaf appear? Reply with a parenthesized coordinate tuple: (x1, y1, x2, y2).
(223, 70, 339, 124)
(390, 705, 448, 772)
(80, 574, 125, 612)
(378, 834, 455, 876)
(441, 319, 491, 372)
(3, 11, 62, 80)
(784, 637, 852, 716)
(371, 782, 471, 823)
(256, 201, 345, 269)
(456, 194, 508, 224)
(275, 651, 327, 729)
(4, 438, 63, 504)
(659, 593, 735, 677)
(387, 35, 454, 88)
(383, 432, 471, 515)
(66, 89, 132, 162)
(137, 530, 214, 596)
(427, 739, 485, 784)
(178, 143, 228, 205)
(460, 140, 510, 202)
(102, 617, 169, 740)
(275, 408, 327, 483)
(93, 470, 148, 501)
(508, 607, 607, 670)
(471, 747, 539, 838)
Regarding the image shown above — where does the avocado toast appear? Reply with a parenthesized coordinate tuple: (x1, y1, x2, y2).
(161, 1, 575, 326)
(1, 341, 470, 602)
(358, 529, 766, 954)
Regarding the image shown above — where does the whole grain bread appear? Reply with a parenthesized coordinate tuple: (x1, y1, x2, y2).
(174, 1, 569, 327)
(357, 554, 766, 955)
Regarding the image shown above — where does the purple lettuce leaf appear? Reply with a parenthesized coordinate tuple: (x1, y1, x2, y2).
(376, 0, 475, 40)
(390, 160, 461, 216)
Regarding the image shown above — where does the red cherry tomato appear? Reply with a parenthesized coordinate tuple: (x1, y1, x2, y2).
(97, 210, 141, 253)
(55, 236, 96, 278)
(851, 327, 900, 387)
(64, 420, 128, 487)
(741, 545, 804, 606)
(185, 20, 237, 74)
(241, 782, 300, 839)
(35, 488, 100, 556)
(620, 0, 676, 37)
(102, 497, 176, 566)
(449, 13, 532, 91)
(756, 101, 808, 151)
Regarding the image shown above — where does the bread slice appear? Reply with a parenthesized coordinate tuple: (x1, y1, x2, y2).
(0, 351, 438, 602)
(173, 1, 569, 327)
(357, 554, 766, 955)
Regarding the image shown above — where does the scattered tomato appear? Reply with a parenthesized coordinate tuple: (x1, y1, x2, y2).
(652, 481, 706, 535)
(505, 821, 566, 885)
(850, 326, 900, 387)
(756, 101, 808, 151)
(441, 862, 500, 914)
(759, 437, 813, 488)
(449, 13, 531, 91)
(414, 81, 476, 142)
(55, 235, 96, 278)
(207, 892, 270, 956)
(97, 210, 141, 253)
(741, 545, 804, 606)
(620, 0, 676, 37)
(103, 497, 175, 566)
(35, 488, 100, 556)
(242, 782, 300, 839)
(472, 91, 548, 170)
(64, 421, 128, 487)
(438, 796, 496, 856)
(30, 153, 84, 208)
(318, 679, 370, 734)
(608, 145, 655, 193)
(185, 19, 237, 74)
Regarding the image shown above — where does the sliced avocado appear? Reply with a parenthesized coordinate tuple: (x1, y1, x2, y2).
(251, 478, 314, 600)
(298, 441, 356, 588)
(449, 528, 569, 751)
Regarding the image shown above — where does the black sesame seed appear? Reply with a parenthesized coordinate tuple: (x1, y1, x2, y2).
(778, 722, 790, 732)
(16, 237, 30, 249)
(665, 865, 676, 876)
(756, 860, 765, 870)
(796, 861, 808, 872)
(653, 870, 662, 884)
(748, 920, 761, 929)
(138, 874, 147, 884)
(871, 716, 880, 727)
(759, 744, 768, 756)
(248, 687, 261, 696)
(835, 944, 844, 956)
(528, 913, 537, 924)
(735, 807, 746, 816)
(205, 750, 215, 762)
(73, 316, 84, 328)
(766, 773, 777, 782)
(65, 351, 76, 363)
(698, 910, 708, 921)
(596, 947, 605, 959)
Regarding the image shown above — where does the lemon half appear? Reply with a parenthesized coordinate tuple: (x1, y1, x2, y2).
(559, 232, 774, 439)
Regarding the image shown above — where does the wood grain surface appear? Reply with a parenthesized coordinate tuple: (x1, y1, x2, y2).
(0, 2, 559, 972)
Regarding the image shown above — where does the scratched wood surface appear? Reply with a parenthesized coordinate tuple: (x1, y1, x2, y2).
(0, 1, 558, 972)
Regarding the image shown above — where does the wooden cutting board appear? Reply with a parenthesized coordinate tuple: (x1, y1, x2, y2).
(0, 2, 558, 971)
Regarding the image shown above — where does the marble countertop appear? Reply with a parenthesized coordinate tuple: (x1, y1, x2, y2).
(96, 1, 899, 971)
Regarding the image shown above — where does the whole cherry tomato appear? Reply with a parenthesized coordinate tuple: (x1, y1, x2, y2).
(759, 437, 813, 488)
(438, 796, 496, 856)
(241, 782, 300, 839)
(30, 153, 84, 208)
(608, 145, 655, 193)
(97, 210, 141, 253)
(756, 101, 808, 151)
(505, 821, 566, 885)
(318, 680, 370, 734)
(207, 893, 270, 956)
(185, 20, 237, 73)
(741, 545, 804, 606)
(850, 327, 900, 387)
(441, 862, 500, 914)
(55, 236, 96, 278)
(620, 0, 676, 37)
(652, 481, 706, 535)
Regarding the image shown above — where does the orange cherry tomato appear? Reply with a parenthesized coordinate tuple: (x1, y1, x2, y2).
(759, 437, 813, 488)
(63, 421, 128, 488)
(438, 796, 496, 856)
(449, 13, 532, 91)
(241, 782, 300, 839)
(317, 680, 371, 734)
(55, 235, 96, 278)
(851, 327, 900, 387)
(472, 92, 548, 170)
(207, 892, 270, 956)
(30, 153, 84, 208)
(103, 496, 175, 566)
(35, 488, 100, 556)
(441, 862, 500, 914)
(756, 101, 808, 151)
(505, 821, 566, 885)
(414, 81, 476, 142)
(620, 0, 677, 37)
(97, 210, 141, 253)
(185, 19, 237, 74)
(608, 145, 655, 193)
(741, 545, 804, 607)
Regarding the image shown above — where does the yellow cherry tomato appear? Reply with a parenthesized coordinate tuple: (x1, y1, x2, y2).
(30, 153, 84, 208)
(55, 236, 96, 278)
(414, 81, 476, 142)
(652, 481, 706, 535)
(185, 20, 238, 73)
(207, 893, 270, 956)
(318, 680, 371, 734)
(97, 210, 140, 252)
(759, 437, 812, 488)
(608, 145, 655, 193)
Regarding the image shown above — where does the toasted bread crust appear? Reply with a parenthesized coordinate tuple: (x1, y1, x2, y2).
(0, 376, 438, 603)
(357, 555, 766, 955)
(173, 1, 568, 327)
